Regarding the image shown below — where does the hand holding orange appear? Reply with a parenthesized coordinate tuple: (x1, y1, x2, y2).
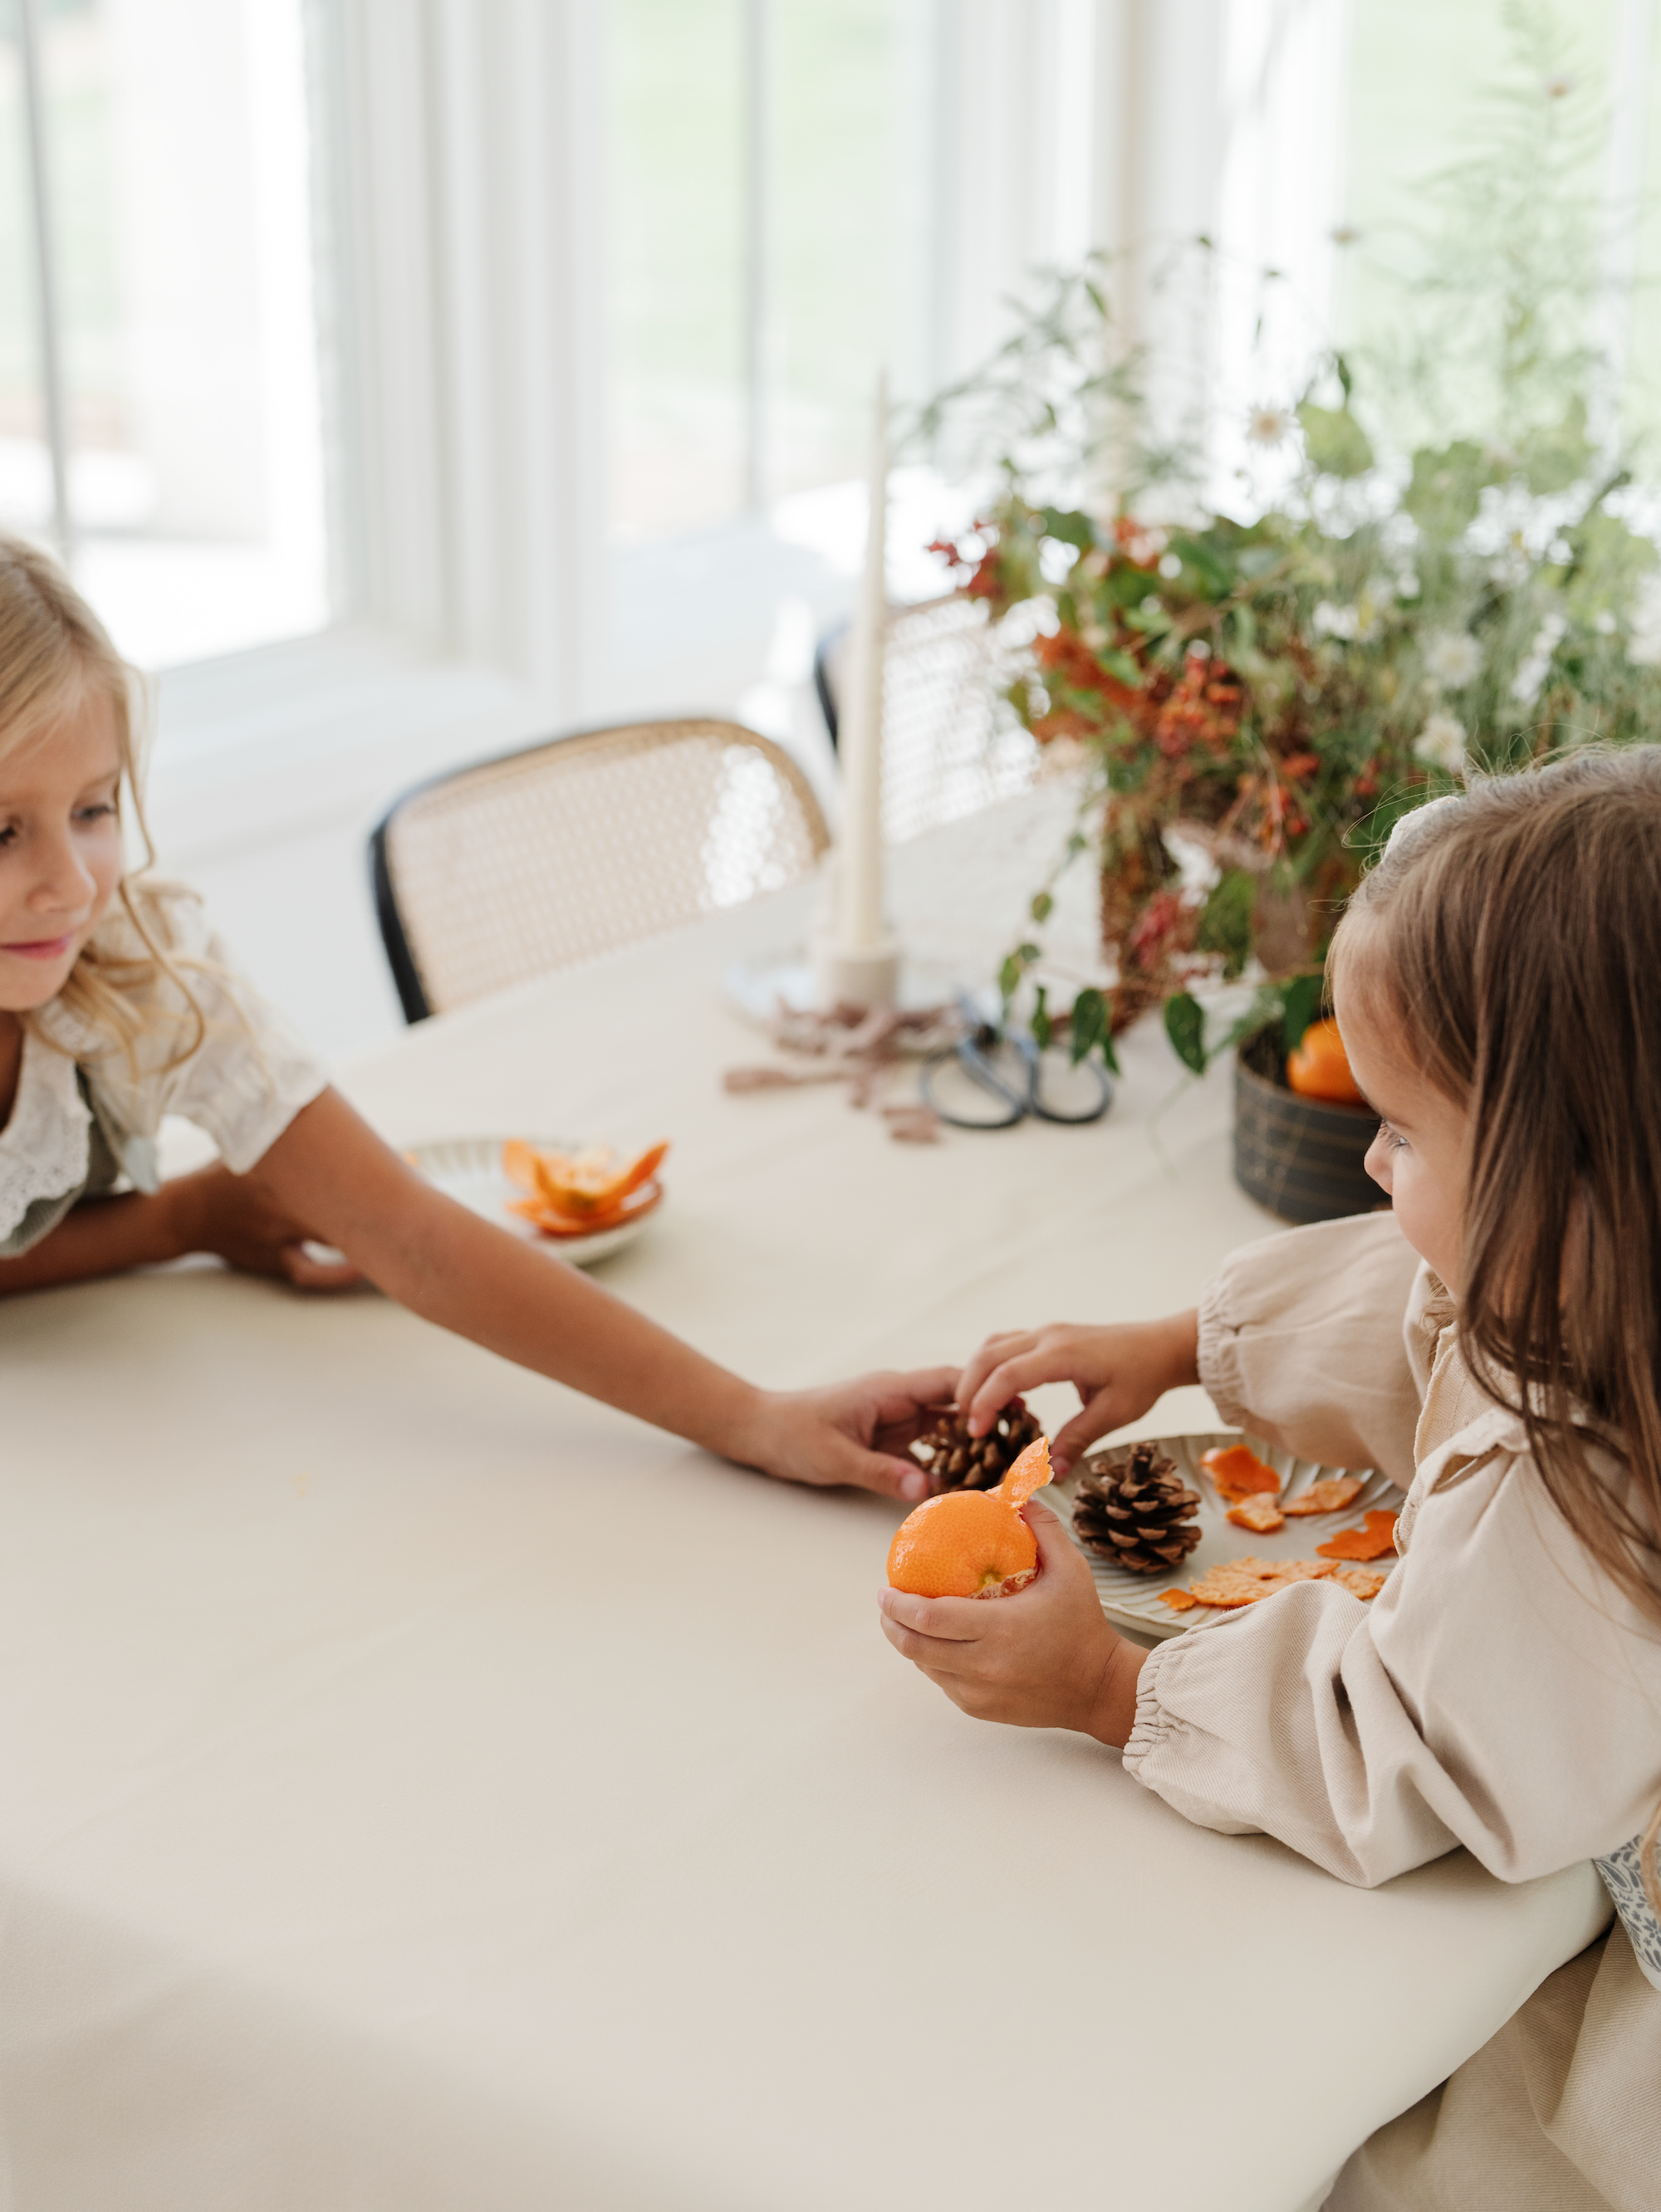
(886, 1435, 1052, 1598)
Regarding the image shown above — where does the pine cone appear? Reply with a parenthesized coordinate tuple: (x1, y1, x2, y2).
(1073, 1441, 1203, 1574)
(909, 1398, 1044, 1493)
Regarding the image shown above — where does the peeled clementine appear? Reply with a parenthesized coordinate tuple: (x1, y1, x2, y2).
(1285, 1018, 1366, 1107)
(887, 1436, 1052, 1598)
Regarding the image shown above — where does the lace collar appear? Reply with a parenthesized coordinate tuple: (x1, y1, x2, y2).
(0, 1028, 91, 1240)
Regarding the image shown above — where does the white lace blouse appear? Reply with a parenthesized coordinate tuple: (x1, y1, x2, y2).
(0, 892, 328, 1255)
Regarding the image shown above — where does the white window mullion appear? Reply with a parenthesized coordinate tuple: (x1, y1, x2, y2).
(16, 0, 75, 561)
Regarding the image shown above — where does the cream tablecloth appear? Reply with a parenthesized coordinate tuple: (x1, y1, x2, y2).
(0, 793, 1609, 2210)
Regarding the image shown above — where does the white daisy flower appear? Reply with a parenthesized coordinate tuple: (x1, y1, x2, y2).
(1312, 600, 1360, 641)
(1414, 713, 1467, 776)
(1423, 630, 1483, 688)
(1629, 575, 1661, 666)
(1247, 405, 1294, 446)
(1511, 612, 1567, 706)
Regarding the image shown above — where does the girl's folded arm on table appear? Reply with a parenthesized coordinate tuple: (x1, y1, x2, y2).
(1124, 1441, 1661, 1889)
(1198, 1211, 1423, 1485)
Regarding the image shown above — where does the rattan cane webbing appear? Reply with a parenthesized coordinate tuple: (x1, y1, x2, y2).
(822, 595, 1040, 844)
(383, 720, 829, 1016)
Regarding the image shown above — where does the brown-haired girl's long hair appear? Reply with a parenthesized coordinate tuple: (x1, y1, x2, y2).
(1333, 750, 1661, 1631)
(0, 530, 203, 1070)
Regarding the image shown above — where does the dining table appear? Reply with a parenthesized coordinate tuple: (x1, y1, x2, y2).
(0, 785, 1610, 2211)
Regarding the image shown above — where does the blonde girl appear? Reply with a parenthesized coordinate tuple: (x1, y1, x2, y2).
(0, 533, 950, 1496)
(882, 753, 1661, 2210)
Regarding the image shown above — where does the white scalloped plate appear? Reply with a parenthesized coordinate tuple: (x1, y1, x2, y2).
(1052, 1431, 1404, 1639)
(405, 1137, 661, 1268)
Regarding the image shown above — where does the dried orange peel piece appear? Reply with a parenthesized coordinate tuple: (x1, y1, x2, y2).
(1282, 1475, 1365, 1517)
(504, 1138, 669, 1221)
(1161, 1550, 1391, 1616)
(1200, 1445, 1281, 1500)
(508, 1180, 664, 1240)
(1316, 1510, 1399, 1561)
(1226, 1493, 1286, 1534)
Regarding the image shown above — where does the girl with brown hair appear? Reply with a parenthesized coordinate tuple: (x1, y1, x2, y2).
(0, 531, 952, 1495)
(884, 755, 1661, 2209)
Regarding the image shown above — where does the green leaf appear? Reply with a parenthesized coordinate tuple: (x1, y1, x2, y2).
(1029, 889, 1054, 925)
(1403, 440, 1497, 541)
(1297, 402, 1374, 480)
(997, 941, 1040, 1008)
(1195, 868, 1255, 981)
(1167, 533, 1235, 597)
(1068, 985, 1121, 1075)
(1521, 398, 1592, 496)
(1164, 991, 1208, 1075)
(1031, 984, 1052, 1051)
(1281, 970, 1325, 1054)
(1040, 505, 1095, 551)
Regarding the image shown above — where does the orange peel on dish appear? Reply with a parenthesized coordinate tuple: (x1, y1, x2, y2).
(1316, 1510, 1399, 1561)
(1157, 1549, 1391, 1617)
(887, 1437, 1053, 1599)
(503, 1138, 669, 1239)
(1225, 1492, 1286, 1534)
(1282, 1475, 1366, 1517)
(1200, 1444, 1282, 1501)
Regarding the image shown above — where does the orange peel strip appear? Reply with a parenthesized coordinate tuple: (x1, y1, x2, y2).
(997, 1435, 1053, 1508)
(509, 1181, 664, 1240)
(1282, 1475, 1366, 1517)
(1316, 1510, 1399, 1561)
(1332, 1567, 1388, 1599)
(1226, 1494, 1286, 1534)
(504, 1139, 671, 1220)
(1200, 1445, 1282, 1500)
(1159, 1588, 1200, 1613)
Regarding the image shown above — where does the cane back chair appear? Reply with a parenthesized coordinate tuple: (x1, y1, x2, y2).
(814, 594, 1039, 845)
(370, 718, 830, 1022)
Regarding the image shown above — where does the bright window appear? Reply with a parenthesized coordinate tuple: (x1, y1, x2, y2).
(0, 0, 327, 670)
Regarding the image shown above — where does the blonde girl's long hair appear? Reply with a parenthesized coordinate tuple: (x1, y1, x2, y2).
(1332, 750, 1661, 1631)
(0, 530, 203, 1069)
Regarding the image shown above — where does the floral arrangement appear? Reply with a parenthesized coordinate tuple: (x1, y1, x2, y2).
(916, 24, 1661, 1077)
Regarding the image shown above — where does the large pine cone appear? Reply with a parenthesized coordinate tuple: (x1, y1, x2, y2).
(909, 1398, 1044, 1493)
(1073, 1441, 1203, 1574)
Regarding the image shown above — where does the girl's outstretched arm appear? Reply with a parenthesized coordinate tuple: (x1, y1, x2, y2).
(121, 1087, 951, 1499)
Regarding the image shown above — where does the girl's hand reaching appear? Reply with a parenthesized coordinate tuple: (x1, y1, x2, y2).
(957, 1312, 1201, 1475)
(731, 1368, 960, 1503)
(164, 1161, 364, 1290)
(877, 1500, 1149, 1743)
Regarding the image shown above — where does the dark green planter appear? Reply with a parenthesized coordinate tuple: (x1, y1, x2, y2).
(1233, 1031, 1382, 1224)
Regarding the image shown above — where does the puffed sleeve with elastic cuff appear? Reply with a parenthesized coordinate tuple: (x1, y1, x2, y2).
(1197, 1211, 1423, 1487)
(1124, 1407, 1661, 1891)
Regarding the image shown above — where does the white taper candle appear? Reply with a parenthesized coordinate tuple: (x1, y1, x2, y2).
(836, 370, 889, 953)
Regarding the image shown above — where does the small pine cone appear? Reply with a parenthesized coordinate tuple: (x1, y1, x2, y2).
(909, 1397, 1045, 1492)
(1073, 1440, 1203, 1575)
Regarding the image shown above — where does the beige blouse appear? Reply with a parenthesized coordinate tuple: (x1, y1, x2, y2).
(1122, 1213, 1661, 2207)
(0, 891, 327, 1255)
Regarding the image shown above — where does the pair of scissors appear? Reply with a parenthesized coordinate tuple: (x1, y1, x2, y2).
(920, 1000, 1114, 1129)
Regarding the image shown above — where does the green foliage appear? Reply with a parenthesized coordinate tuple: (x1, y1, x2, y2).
(921, 7, 1661, 1082)
(1195, 869, 1256, 980)
(1068, 986, 1120, 1076)
(1280, 971, 1326, 1055)
(1403, 441, 1497, 541)
(1164, 992, 1207, 1075)
(1297, 403, 1374, 479)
